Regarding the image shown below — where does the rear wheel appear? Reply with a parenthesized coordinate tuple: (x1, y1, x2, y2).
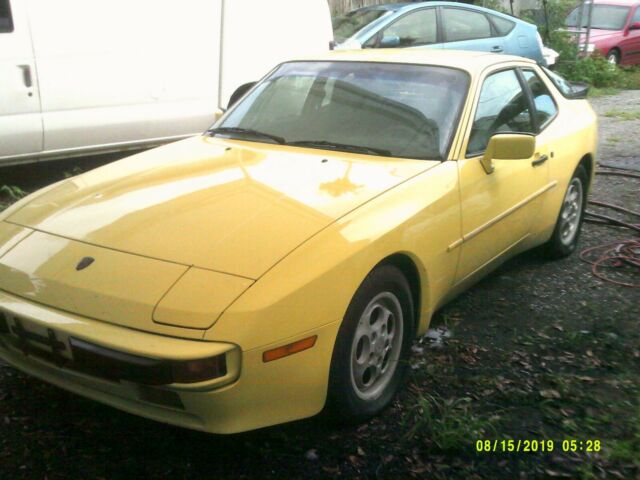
(543, 165, 588, 258)
(326, 264, 414, 423)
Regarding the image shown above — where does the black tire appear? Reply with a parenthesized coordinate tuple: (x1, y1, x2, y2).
(606, 49, 620, 65)
(543, 165, 589, 259)
(326, 264, 414, 424)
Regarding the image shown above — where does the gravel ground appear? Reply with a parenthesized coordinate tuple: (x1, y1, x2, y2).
(0, 92, 639, 479)
(590, 90, 640, 173)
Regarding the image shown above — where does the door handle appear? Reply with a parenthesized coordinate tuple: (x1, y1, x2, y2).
(490, 46, 503, 53)
(532, 154, 548, 167)
(17, 65, 33, 88)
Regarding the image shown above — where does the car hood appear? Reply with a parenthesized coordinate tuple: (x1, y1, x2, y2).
(7, 136, 436, 279)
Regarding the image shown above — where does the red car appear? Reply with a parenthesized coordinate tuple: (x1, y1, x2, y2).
(565, 0, 640, 65)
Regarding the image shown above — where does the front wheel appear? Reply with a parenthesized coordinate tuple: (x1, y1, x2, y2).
(326, 264, 414, 424)
(543, 165, 588, 258)
(606, 49, 620, 65)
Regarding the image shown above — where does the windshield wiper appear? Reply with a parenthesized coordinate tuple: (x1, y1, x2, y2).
(288, 140, 391, 157)
(206, 127, 286, 145)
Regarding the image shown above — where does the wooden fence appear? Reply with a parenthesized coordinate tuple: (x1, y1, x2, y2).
(327, 0, 391, 15)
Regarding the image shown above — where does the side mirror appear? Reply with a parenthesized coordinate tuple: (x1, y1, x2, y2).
(379, 34, 400, 48)
(227, 81, 257, 109)
(213, 108, 225, 123)
(481, 134, 535, 174)
(565, 81, 589, 99)
(629, 21, 640, 30)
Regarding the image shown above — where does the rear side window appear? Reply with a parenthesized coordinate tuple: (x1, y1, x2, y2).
(522, 70, 558, 129)
(367, 8, 437, 47)
(467, 69, 534, 155)
(490, 15, 516, 36)
(443, 8, 492, 42)
(0, 0, 13, 33)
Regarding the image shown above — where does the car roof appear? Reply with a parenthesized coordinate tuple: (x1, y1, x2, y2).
(297, 49, 536, 75)
(354, 1, 528, 23)
(353, 2, 413, 12)
(590, 0, 639, 4)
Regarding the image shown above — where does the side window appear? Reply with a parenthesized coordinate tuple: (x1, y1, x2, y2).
(0, 0, 13, 33)
(522, 70, 558, 129)
(443, 8, 492, 42)
(490, 15, 516, 36)
(467, 69, 534, 155)
(632, 7, 640, 23)
(366, 9, 437, 47)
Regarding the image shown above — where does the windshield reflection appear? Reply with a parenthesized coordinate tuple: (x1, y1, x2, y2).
(215, 61, 470, 161)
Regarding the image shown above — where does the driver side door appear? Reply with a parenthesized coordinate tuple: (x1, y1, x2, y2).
(453, 67, 550, 285)
(619, 6, 640, 65)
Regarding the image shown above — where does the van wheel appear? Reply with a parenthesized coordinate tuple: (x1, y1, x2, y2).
(326, 264, 414, 423)
(543, 165, 588, 259)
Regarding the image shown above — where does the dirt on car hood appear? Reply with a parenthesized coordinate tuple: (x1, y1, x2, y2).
(7, 136, 436, 279)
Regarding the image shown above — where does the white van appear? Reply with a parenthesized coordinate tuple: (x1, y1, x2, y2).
(0, 0, 333, 166)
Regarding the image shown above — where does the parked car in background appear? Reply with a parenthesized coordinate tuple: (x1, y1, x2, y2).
(564, 0, 640, 65)
(0, 49, 597, 433)
(0, 0, 333, 166)
(332, 1, 548, 65)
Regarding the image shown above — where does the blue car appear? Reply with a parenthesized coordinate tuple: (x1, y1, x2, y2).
(333, 1, 547, 65)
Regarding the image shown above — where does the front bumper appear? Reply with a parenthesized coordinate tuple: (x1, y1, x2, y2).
(0, 290, 339, 433)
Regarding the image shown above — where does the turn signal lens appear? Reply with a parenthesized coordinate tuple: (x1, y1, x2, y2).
(262, 336, 317, 363)
(171, 355, 227, 384)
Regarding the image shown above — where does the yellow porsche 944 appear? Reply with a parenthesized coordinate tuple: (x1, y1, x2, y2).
(0, 50, 597, 433)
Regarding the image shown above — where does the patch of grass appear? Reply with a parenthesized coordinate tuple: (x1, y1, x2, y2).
(402, 393, 495, 451)
(603, 109, 640, 120)
(606, 135, 621, 144)
(606, 405, 640, 465)
(589, 87, 621, 98)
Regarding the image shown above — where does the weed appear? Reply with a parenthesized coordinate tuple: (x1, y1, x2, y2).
(0, 185, 27, 211)
(0, 185, 26, 201)
(402, 393, 495, 451)
(607, 405, 640, 465)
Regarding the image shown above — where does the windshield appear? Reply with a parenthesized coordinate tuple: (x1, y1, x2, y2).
(332, 9, 391, 42)
(214, 61, 470, 161)
(565, 5, 630, 30)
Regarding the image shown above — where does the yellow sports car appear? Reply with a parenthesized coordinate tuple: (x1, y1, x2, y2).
(0, 50, 597, 433)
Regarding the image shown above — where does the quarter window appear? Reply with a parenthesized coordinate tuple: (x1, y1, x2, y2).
(368, 9, 437, 47)
(443, 8, 492, 42)
(467, 69, 534, 155)
(522, 70, 558, 129)
(490, 15, 516, 36)
(0, 0, 13, 33)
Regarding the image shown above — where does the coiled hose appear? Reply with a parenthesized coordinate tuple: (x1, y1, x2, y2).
(580, 167, 640, 288)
